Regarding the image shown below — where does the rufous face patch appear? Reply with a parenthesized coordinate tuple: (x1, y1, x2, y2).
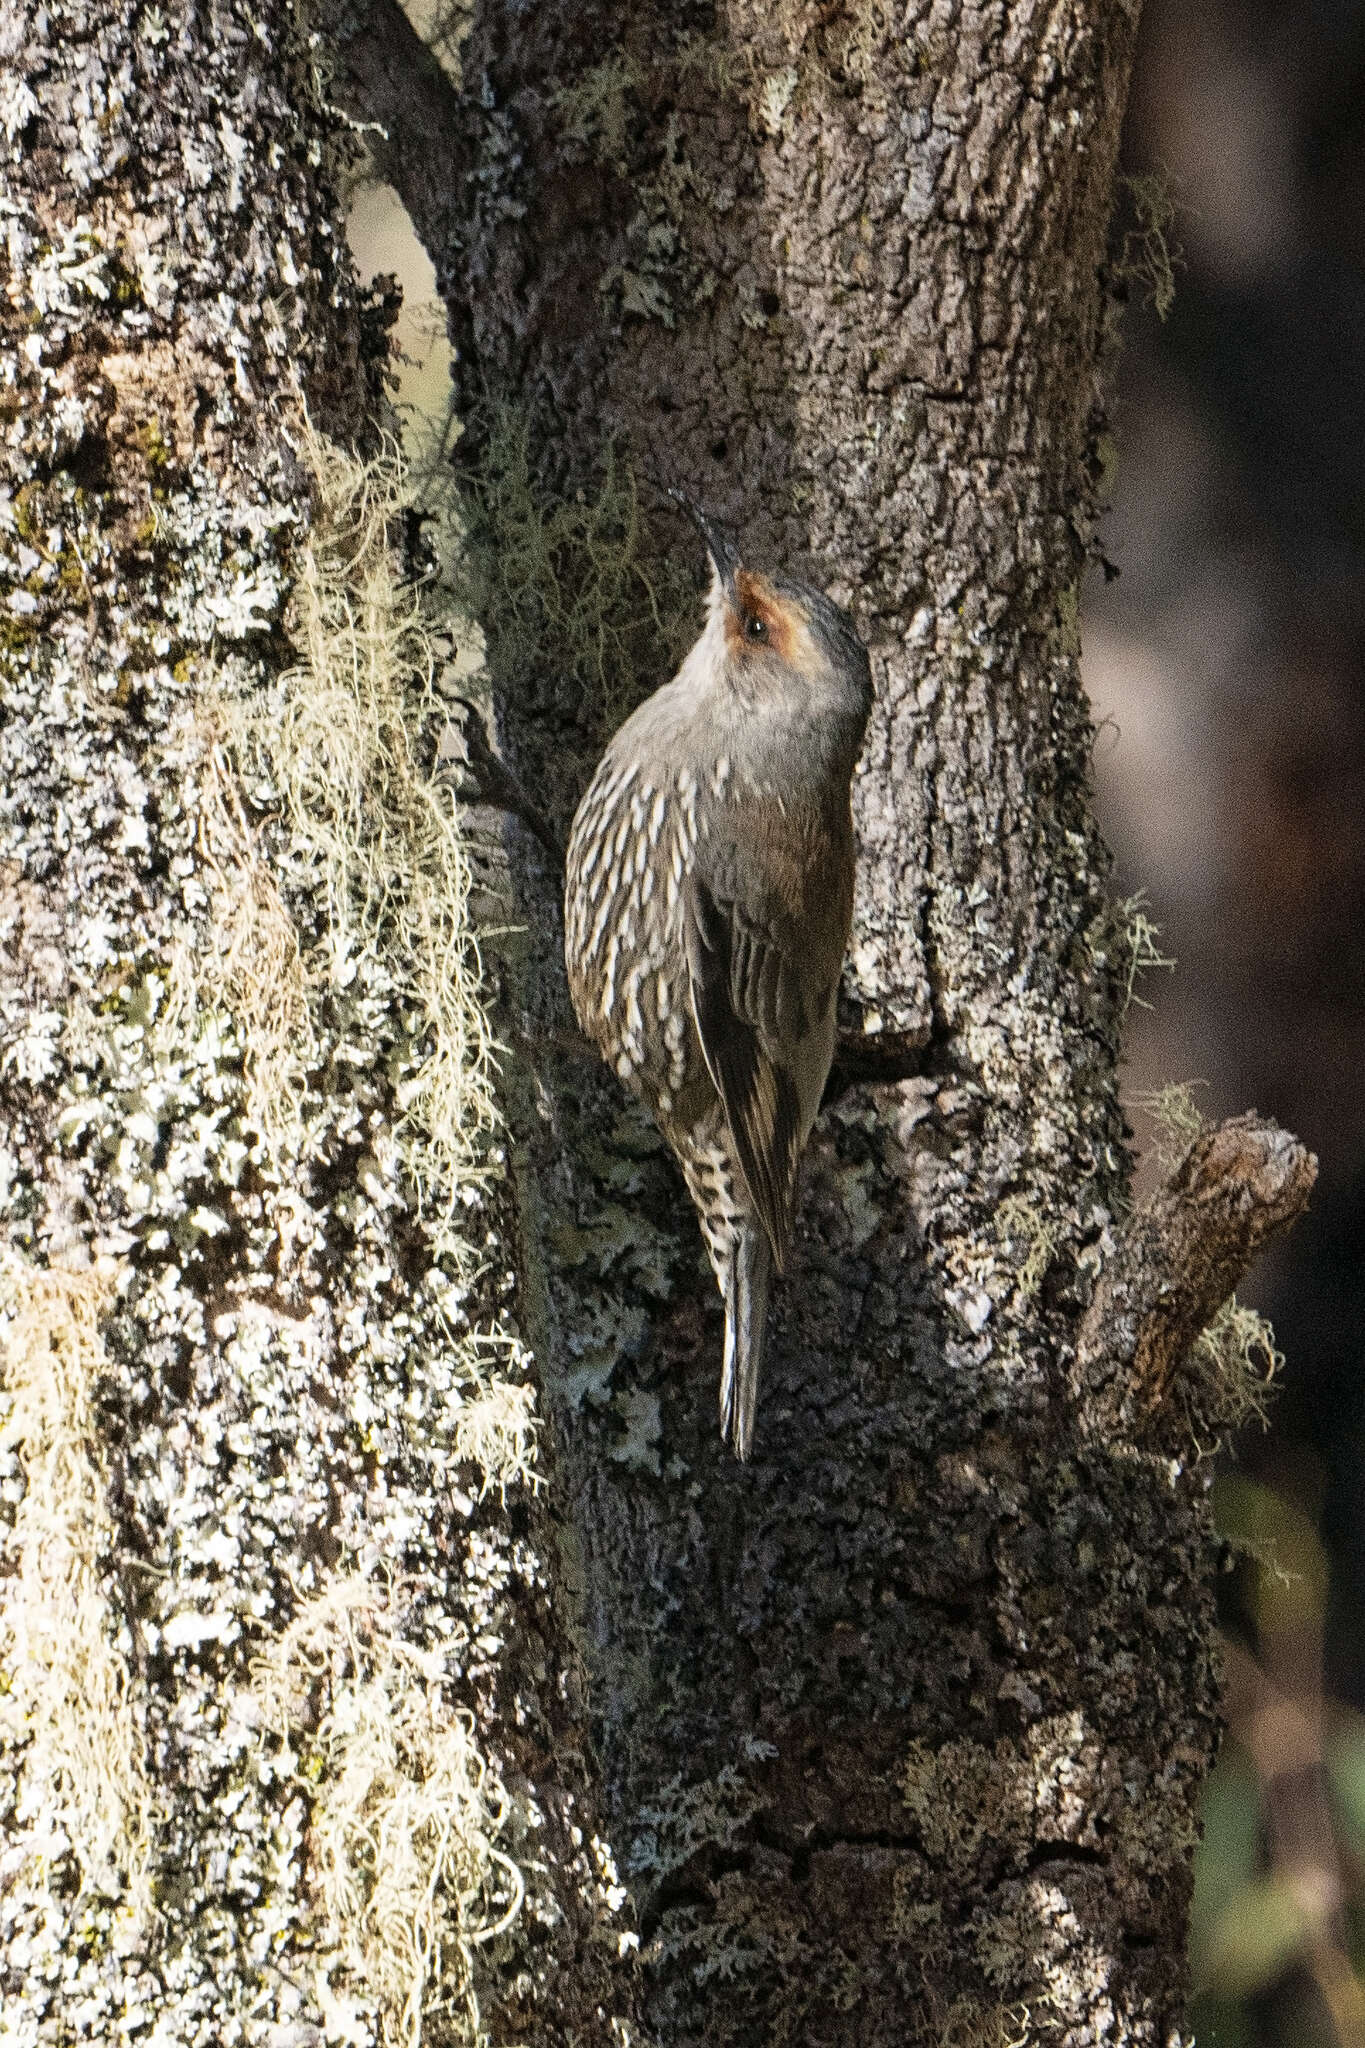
(725, 570, 812, 669)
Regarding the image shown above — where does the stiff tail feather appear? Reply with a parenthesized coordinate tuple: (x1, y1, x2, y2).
(720, 1228, 771, 1460)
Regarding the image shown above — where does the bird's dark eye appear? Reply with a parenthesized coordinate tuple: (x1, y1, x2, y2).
(743, 611, 769, 642)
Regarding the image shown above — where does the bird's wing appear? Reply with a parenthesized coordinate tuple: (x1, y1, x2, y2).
(683, 872, 805, 1271)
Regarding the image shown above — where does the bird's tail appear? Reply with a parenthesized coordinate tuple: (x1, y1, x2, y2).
(720, 1227, 771, 1460)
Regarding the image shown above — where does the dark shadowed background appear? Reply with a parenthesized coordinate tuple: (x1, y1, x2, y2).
(1086, 2, 1365, 2041)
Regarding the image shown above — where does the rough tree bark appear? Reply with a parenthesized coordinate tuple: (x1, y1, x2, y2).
(0, 5, 635, 2043)
(321, 2, 1318, 2044)
(0, 4, 1318, 2048)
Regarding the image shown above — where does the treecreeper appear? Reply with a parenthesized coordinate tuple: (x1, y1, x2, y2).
(564, 509, 873, 1457)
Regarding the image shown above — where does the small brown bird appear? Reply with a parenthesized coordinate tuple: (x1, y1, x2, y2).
(564, 507, 872, 1457)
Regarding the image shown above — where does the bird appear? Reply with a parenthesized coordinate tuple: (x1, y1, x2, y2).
(563, 501, 872, 1457)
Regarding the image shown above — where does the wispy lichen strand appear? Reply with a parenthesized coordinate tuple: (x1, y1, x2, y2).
(208, 421, 502, 1248)
(251, 1571, 526, 2047)
(0, 1252, 154, 1929)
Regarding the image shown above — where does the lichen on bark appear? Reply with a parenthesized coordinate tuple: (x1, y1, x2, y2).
(321, 1, 1316, 2042)
(0, 0, 1320, 2043)
(0, 4, 636, 2042)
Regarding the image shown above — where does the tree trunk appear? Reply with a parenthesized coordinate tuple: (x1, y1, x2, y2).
(323, 2, 1318, 2043)
(1, 3, 1318, 2046)
(0, 5, 634, 2042)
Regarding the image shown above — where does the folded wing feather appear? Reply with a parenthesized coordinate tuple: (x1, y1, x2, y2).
(683, 872, 804, 1271)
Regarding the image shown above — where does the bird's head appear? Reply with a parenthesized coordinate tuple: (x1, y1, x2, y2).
(670, 492, 873, 758)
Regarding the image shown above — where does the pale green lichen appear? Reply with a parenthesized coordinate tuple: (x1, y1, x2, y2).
(755, 67, 799, 138)
(251, 1569, 525, 2048)
(627, 1746, 774, 1890)
(1115, 170, 1183, 322)
(901, 1713, 1101, 1874)
(0, 1252, 154, 1930)
(993, 1196, 1061, 1299)
(214, 417, 501, 1249)
(1132, 1078, 1207, 1168)
(170, 702, 319, 1160)
(548, 56, 704, 330)
(450, 1364, 540, 1503)
(551, 53, 644, 173)
(939, 1997, 1039, 2048)
(1087, 889, 1174, 1013)
(1188, 1295, 1283, 1439)
(600, 228, 680, 329)
(456, 404, 694, 742)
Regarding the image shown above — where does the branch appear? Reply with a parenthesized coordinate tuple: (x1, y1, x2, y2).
(1077, 1113, 1317, 1430)
(316, 0, 469, 280)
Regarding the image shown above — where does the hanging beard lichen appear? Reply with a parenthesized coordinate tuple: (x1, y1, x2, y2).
(0, 1253, 154, 1931)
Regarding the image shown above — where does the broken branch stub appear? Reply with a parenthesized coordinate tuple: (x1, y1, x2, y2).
(1077, 1113, 1317, 1437)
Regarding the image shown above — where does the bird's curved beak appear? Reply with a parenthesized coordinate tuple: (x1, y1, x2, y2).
(667, 487, 740, 604)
